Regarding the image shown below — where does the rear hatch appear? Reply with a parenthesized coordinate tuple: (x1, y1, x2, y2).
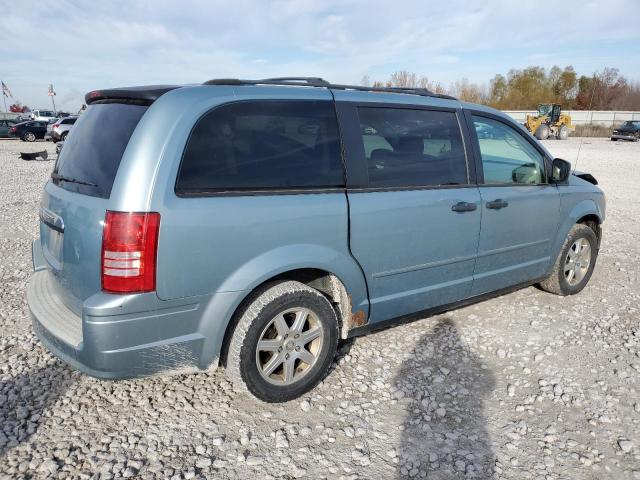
(40, 102, 150, 309)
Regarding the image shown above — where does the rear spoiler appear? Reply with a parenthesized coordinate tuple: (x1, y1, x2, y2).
(85, 85, 181, 105)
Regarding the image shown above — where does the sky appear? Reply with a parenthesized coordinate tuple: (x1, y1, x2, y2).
(1, 0, 640, 112)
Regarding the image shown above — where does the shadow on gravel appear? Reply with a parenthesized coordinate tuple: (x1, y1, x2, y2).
(0, 361, 72, 456)
(395, 318, 496, 479)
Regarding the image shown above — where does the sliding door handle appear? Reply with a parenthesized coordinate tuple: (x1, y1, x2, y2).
(451, 202, 477, 213)
(486, 199, 509, 210)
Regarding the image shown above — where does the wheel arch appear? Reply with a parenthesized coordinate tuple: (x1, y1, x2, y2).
(550, 199, 603, 268)
(576, 213, 602, 247)
(218, 266, 367, 367)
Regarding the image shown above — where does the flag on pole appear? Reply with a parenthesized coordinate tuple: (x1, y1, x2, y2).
(1, 81, 12, 98)
(48, 84, 56, 96)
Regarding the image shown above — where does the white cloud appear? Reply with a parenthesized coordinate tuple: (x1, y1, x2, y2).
(1, 0, 639, 110)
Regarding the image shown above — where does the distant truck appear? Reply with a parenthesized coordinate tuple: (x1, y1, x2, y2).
(524, 104, 574, 140)
(30, 109, 57, 122)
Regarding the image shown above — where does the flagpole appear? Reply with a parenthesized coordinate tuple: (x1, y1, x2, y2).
(1, 81, 6, 112)
(49, 83, 57, 115)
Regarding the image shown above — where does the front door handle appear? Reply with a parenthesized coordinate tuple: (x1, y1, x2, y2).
(486, 199, 509, 210)
(451, 201, 477, 213)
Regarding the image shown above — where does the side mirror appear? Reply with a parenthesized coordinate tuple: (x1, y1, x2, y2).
(551, 158, 571, 183)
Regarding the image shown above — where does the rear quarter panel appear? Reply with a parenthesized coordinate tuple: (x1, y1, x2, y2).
(114, 85, 369, 317)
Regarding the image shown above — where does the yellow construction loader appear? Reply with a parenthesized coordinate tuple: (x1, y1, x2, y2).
(525, 104, 574, 140)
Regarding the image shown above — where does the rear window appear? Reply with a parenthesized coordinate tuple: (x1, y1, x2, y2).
(176, 100, 344, 194)
(52, 103, 148, 198)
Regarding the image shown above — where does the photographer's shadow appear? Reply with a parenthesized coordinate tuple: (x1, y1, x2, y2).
(395, 318, 496, 479)
(0, 361, 73, 456)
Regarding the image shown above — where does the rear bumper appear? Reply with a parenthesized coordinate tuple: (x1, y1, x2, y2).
(28, 253, 214, 378)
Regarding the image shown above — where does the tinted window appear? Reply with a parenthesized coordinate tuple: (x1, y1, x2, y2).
(357, 107, 467, 187)
(473, 116, 546, 185)
(177, 101, 343, 193)
(53, 103, 148, 198)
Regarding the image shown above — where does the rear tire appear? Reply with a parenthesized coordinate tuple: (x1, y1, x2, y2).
(539, 224, 598, 296)
(225, 281, 339, 402)
(61, 132, 68, 141)
(611, 138, 618, 141)
(558, 125, 569, 140)
(535, 124, 550, 140)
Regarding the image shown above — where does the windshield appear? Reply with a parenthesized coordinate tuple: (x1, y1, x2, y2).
(53, 103, 148, 198)
(39, 111, 54, 116)
(537, 104, 553, 116)
(622, 121, 640, 129)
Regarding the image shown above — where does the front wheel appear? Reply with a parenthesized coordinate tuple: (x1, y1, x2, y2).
(539, 224, 599, 295)
(558, 125, 569, 140)
(23, 132, 36, 142)
(225, 281, 339, 402)
(535, 124, 550, 140)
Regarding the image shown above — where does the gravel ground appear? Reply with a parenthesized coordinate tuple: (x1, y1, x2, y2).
(0, 137, 639, 479)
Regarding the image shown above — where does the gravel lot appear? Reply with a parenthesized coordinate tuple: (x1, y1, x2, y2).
(1, 137, 639, 479)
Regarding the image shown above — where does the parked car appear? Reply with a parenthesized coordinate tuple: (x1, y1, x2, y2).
(9, 120, 48, 141)
(30, 109, 57, 122)
(611, 121, 640, 141)
(0, 119, 17, 138)
(28, 78, 605, 402)
(48, 116, 78, 141)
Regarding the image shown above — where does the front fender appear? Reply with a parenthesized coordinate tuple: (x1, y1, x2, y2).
(550, 198, 603, 268)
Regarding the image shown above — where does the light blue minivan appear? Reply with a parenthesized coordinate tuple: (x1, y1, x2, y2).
(28, 78, 605, 402)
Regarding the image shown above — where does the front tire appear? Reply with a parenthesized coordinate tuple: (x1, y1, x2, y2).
(535, 124, 550, 140)
(558, 125, 569, 140)
(539, 224, 599, 296)
(225, 281, 339, 402)
(23, 132, 36, 142)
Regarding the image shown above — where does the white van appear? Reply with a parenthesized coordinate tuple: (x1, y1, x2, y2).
(30, 109, 57, 122)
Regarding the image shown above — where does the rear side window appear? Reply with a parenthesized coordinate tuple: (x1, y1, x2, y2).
(176, 100, 343, 194)
(357, 107, 467, 188)
(53, 103, 148, 198)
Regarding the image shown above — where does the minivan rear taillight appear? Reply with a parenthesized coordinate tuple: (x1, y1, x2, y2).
(101, 211, 160, 293)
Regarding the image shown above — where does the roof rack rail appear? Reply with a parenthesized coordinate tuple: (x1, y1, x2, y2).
(202, 77, 457, 100)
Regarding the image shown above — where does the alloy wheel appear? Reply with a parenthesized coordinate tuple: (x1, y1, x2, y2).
(564, 237, 592, 286)
(255, 307, 324, 386)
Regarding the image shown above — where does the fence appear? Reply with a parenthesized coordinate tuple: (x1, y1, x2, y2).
(0, 112, 22, 121)
(503, 110, 640, 127)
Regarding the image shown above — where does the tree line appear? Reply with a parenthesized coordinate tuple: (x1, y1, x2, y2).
(362, 66, 640, 110)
